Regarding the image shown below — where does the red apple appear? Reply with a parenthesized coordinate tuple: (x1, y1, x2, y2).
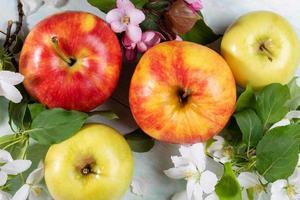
(20, 11, 121, 112)
(129, 41, 236, 144)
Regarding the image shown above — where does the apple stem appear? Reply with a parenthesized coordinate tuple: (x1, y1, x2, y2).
(51, 36, 75, 66)
(259, 43, 273, 62)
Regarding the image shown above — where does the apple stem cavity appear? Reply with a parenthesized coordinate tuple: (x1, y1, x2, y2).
(51, 36, 76, 66)
(177, 88, 192, 105)
(259, 43, 273, 62)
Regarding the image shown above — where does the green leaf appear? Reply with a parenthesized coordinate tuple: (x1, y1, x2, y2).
(28, 103, 46, 120)
(125, 129, 155, 153)
(87, 0, 116, 13)
(29, 108, 88, 145)
(144, 0, 170, 12)
(8, 102, 31, 131)
(256, 124, 300, 182)
(215, 163, 242, 200)
(182, 19, 220, 45)
(234, 109, 263, 148)
(131, 0, 148, 8)
(287, 77, 300, 110)
(235, 85, 255, 112)
(88, 0, 147, 13)
(255, 83, 290, 129)
(140, 12, 160, 31)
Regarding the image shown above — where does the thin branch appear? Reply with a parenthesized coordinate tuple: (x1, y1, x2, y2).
(3, 20, 13, 48)
(4, 0, 24, 49)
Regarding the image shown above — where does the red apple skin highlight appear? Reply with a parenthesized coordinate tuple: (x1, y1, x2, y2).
(19, 11, 121, 112)
(129, 41, 236, 144)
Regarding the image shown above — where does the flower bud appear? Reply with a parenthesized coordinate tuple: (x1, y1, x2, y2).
(164, 0, 201, 35)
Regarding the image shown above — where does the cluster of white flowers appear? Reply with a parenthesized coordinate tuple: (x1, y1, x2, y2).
(0, 149, 50, 200)
(164, 138, 300, 200)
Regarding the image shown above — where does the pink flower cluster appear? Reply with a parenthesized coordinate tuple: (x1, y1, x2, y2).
(106, 0, 163, 60)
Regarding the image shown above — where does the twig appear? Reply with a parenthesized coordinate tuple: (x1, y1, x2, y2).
(3, 20, 13, 48)
(4, 0, 24, 49)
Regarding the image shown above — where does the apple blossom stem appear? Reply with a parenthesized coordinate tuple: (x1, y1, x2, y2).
(51, 36, 75, 66)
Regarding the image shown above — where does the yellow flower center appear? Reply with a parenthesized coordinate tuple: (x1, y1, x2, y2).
(122, 16, 130, 25)
(286, 184, 296, 198)
(254, 184, 265, 193)
(32, 186, 42, 197)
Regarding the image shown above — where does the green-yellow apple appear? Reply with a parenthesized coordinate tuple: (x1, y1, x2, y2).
(129, 41, 236, 144)
(19, 11, 122, 111)
(221, 11, 300, 88)
(44, 124, 133, 200)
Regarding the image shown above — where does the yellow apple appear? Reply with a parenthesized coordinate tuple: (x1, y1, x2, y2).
(44, 124, 133, 200)
(221, 11, 300, 88)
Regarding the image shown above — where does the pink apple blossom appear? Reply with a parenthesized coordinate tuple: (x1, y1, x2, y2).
(122, 34, 138, 61)
(137, 31, 164, 52)
(122, 31, 164, 60)
(106, 0, 145, 42)
(184, 0, 203, 12)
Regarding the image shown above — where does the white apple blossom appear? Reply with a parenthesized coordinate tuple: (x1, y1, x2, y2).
(207, 136, 233, 164)
(0, 71, 24, 103)
(0, 149, 32, 186)
(164, 143, 218, 200)
(270, 168, 300, 200)
(12, 161, 51, 200)
(238, 172, 270, 200)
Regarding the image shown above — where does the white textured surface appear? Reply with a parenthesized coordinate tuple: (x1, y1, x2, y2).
(0, 0, 300, 199)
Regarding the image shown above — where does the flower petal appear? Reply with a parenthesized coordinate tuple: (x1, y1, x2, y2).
(1, 160, 32, 175)
(137, 41, 147, 53)
(0, 149, 13, 163)
(106, 9, 123, 23)
(180, 143, 206, 172)
(0, 190, 12, 200)
(270, 179, 289, 200)
(0, 171, 8, 186)
(0, 71, 24, 85)
(269, 119, 290, 130)
(0, 81, 23, 103)
(117, 0, 134, 9)
(187, 178, 197, 200)
(29, 185, 51, 200)
(12, 184, 30, 200)
(171, 156, 189, 168)
(110, 21, 127, 33)
(237, 172, 260, 189)
(288, 168, 300, 187)
(26, 162, 44, 185)
(126, 25, 142, 42)
(164, 165, 196, 179)
(208, 136, 224, 152)
(193, 182, 204, 200)
(126, 8, 145, 25)
(200, 170, 218, 194)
